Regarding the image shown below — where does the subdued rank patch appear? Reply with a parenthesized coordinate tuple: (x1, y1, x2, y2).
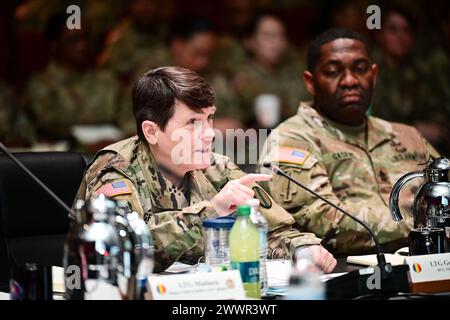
(274, 147, 310, 166)
(95, 180, 132, 197)
(252, 186, 272, 209)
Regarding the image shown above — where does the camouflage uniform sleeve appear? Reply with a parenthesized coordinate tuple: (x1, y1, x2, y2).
(72, 153, 141, 211)
(147, 201, 218, 272)
(224, 158, 322, 259)
(259, 142, 411, 255)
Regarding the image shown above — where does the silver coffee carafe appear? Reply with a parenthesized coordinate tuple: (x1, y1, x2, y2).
(64, 194, 154, 299)
(390, 157, 450, 254)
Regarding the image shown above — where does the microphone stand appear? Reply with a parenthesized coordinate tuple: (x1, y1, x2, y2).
(262, 162, 410, 299)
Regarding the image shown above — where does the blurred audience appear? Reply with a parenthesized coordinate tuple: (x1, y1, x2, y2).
(210, 0, 255, 77)
(0, 0, 448, 157)
(371, 6, 450, 155)
(128, 16, 243, 135)
(15, 0, 123, 33)
(24, 13, 124, 151)
(14, 0, 125, 51)
(98, 0, 172, 83)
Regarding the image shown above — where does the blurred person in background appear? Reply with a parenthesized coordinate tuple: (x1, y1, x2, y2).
(232, 12, 310, 129)
(14, 0, 124, 36)
(371, 6, 450, 155)
(210, 0, 255, 77)
(24, 12, 124, 152)
(98, 0, 173, 83)
(328, 0, 369, 36)
(121, 16, 243, 136)
(14, 0, 125, 56)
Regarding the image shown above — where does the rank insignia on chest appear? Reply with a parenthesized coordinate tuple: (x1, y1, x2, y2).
(275, 147, 310, 166)
(95, 180, 132, 197)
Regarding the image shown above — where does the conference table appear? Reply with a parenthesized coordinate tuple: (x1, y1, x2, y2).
(0, 258, 362, 300)
(2, 258, 448, 300)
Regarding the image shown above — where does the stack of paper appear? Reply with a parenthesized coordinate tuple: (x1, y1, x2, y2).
(267, 259, 292, 288)
(346, 253, 406, 266)
(164, 262, 195, 274)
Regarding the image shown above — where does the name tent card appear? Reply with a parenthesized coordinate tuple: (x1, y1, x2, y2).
(148, 270, 246, 300)
(404, 253, 450, 293)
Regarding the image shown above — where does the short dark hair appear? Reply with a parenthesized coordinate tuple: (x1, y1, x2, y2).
(167, 16, 214, 44)
(132, 66, 215, 140)
(307, 28, 369, 72)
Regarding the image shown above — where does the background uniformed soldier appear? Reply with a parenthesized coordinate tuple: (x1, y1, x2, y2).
(371, 6, 450, 156)
(232, 12, 310, 129)
(25, 13, 125, 149)
(119, 16, 244, 137)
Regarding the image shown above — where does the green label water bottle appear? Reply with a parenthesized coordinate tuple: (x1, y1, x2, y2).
(230, 205, 261, 299)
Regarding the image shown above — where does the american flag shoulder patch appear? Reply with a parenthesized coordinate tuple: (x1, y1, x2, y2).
(274, 147, 310, 166)
(95, 180, 132, 197)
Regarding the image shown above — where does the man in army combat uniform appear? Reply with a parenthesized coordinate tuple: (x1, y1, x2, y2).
(71, 66, 336, 273)
(259, 29, 439, 257)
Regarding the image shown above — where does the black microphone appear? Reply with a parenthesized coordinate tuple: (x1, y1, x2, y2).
(262, 161, 410, 299)
(0, 141, 74, 216)
(263, 161, 388, 270)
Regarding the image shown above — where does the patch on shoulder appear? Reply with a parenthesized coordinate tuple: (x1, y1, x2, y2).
(273, 147, 310, 166)
(95, 180, 132, 198)
(252, 186, 272, 209)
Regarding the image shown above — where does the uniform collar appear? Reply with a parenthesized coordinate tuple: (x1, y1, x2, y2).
(136, 142, 188, 209)
(366, 115, 395, 151)
(137, 141, 216, 209)
(297, 101, 394, 151)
